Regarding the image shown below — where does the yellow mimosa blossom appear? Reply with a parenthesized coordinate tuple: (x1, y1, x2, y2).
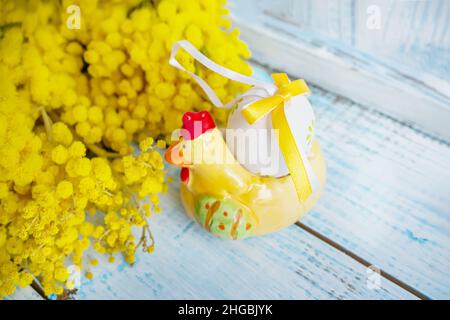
(0, 0, 251, 299)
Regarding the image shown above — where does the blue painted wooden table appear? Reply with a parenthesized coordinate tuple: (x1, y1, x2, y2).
(7, 0, 450, 301)
(11, 64, 450, 300)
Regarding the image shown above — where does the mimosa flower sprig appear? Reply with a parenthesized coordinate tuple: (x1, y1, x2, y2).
(0, 0, 251, 298)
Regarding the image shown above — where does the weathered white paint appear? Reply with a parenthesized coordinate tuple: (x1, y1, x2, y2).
(58, 67, 448, 300)
(256, 65, 450, 299)
(72, 172, 416, 300)
(303, 82, 450, 299)
(230, 0, 450, 141)
(4, 287, 43, 300)
(8, 67, 450, 300)
(232, 0, 450, 82)
(65, 66, 416, 299)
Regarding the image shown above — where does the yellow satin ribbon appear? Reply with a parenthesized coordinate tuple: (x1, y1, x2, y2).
(241, 73, 312, 202)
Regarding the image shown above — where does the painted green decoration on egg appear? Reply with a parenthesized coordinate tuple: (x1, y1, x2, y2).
(194, 195, 257, 240)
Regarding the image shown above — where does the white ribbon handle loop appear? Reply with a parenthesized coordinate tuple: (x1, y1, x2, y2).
(169, 40, 269, 108)
(169, 40, 319, 198)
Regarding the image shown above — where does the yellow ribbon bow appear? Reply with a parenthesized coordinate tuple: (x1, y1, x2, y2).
(241, 73, 313, 202)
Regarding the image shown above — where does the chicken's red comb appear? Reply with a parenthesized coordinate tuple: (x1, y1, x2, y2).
(181, 111, 216, 140)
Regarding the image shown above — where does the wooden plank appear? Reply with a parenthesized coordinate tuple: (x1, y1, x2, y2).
(298, 84, 450, 299)
(4, 286, 43, 300)
(230, 1, 450, 141)
(229, 3, 450, 298)
(231, 0, 450, 84)
(73, 176, 416, 299)
(218, 64, 448, 299)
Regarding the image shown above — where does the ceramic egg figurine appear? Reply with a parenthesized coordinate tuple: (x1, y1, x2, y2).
(166, 40, 326, 239)
(226, 86, 316, 177)
(165, 110, 326, 239)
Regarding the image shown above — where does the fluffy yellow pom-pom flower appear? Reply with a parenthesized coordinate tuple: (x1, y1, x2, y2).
(56, 181, 73, 199)
(0, 0, 251, 299)
(51, 145, 69, 164)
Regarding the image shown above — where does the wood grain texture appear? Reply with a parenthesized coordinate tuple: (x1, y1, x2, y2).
(230, 0, 450, 141)
(73, 176, 416, 300)
(18, 66, 446, 300)
(240, 65, 450, 299)
(4, 287, 43, 300)
(301, 83, 450, 299)
(232, 0, 450, 83)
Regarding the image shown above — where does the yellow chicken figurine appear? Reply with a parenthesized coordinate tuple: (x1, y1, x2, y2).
(165, 111, 326, 239)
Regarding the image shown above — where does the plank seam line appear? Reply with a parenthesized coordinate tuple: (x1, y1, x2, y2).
(295, 221, 430, 300)
(252, 60, 450, 147)
(26, 224, 429, 300)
